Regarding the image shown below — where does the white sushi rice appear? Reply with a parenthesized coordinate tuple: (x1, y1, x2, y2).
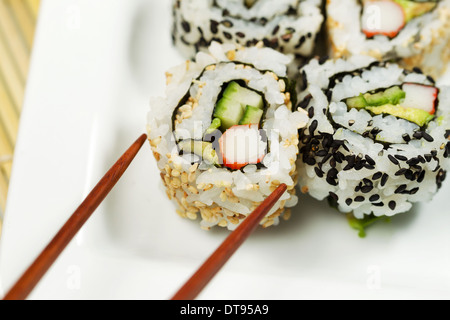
(172, 0, 324, 59)
(147, 43, 309, 230)
(298, 57, 450, 219)
(326, 0, 450, 79)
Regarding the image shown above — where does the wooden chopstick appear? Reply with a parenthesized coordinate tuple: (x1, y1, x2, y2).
(171, 183, 288, 300)
(2, 133, 148, 300)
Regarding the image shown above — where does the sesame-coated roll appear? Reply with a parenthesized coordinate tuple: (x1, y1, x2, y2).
(297, 56, 450, 234)
(326, 0, 450, 79)
(172, 0, 324, 60)
(147, 42, 309, 230)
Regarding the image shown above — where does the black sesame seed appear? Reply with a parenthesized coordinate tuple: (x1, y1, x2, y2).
(413, 67, 423, 74)
(354, 161, 364, 171)
(308, 107, 315, 118)
(315, 150, 328, 157)
(361, 186, 374, 193)
(298, 95, 312, 110)
(314, 167, 324, 178)
(413, 131, 423, 139)
(404, 170, 414, 181)
(348, 120, 355, 127)
(388, 155, 399, 165)
(427, 75, 436, 84)
(210, 20, 219, 34)
(322, 136, 332, 149)
(355, 196, 365, 202)
(328, 168, 338, 179)
(365, 155, 376, 166)
(425, 154, 433, 162)
(321, 153, 333, 165)
(410, 187, 419, 195)
(372, 172, 383, 180)
(272, 25, 280, 35)
(236, 31, 245, 38)
(181, 20, 191, 33)
(371, 127, 380, 135)
(395, 155, 408, 161)
(422, 132, 434, 142)
(369, 194, 380, 202)
(395, 168, 407, 176)
(334, 152, 344, 164)
(389, 201, 397, 210)
(406, 158, 420, 166)
(319, 55, 329, 65)
(346, 198, 353, 206)
(445, 130, 450, 139)
(373, 202, 384, 207)
(381, 174, 389, 187)
(330, 158, 337, 168)
(395, 184, 407, 194)
(223, 31, 232, 40)
(304, 155, 316, 166)
(402, 134, 411, 142)
(326, 177, 338, 186)
(309, 120, 318, 135)
(329, 192, 339, 201)
(295, 35, 306, 49)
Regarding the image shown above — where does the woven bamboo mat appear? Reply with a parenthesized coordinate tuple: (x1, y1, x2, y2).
(0, 0, 40, 233)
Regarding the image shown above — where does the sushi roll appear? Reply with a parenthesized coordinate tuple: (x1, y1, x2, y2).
(147, 42, 309, 230)
(172, 0, 324, 60)
(297, 56, 450, 234)
(326, 0, 450, 79)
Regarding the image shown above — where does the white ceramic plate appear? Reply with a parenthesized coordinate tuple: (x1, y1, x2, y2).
(1, 0, 450, 300)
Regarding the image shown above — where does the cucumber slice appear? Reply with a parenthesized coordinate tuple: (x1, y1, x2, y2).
(239, 105, 264, 125)
(346, 95, 367, 109)
(206, 118, 222, 135)
(363, 86, 405, 107)
(213, 97, 245, 130)
(222, 81, 264, 110)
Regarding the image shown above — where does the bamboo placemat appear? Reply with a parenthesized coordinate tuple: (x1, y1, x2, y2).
(0, 0, 40, 234)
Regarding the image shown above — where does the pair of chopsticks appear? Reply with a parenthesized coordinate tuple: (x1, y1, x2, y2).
(2, 133, 287, 300)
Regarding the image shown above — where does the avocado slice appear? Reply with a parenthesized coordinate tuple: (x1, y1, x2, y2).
(222, 81, 264, 110)
(366, 104, 435, 127)
(393, 0, 437, 22)
(213, 97, 245, 130)
(239, 105, 264, 125)
(179, 140, 219, 165)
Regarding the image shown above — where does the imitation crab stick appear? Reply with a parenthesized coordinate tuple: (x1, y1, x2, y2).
(219, 124, 267, 170)
(362, 0, 406, 38)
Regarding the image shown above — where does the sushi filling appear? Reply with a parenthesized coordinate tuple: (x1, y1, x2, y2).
(322, 62, 441, 144)
(361, 0, 438, 39)
(175, 80, 269, 169)
(172, 65, 298, 171)
(344, 83, 438, 127)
